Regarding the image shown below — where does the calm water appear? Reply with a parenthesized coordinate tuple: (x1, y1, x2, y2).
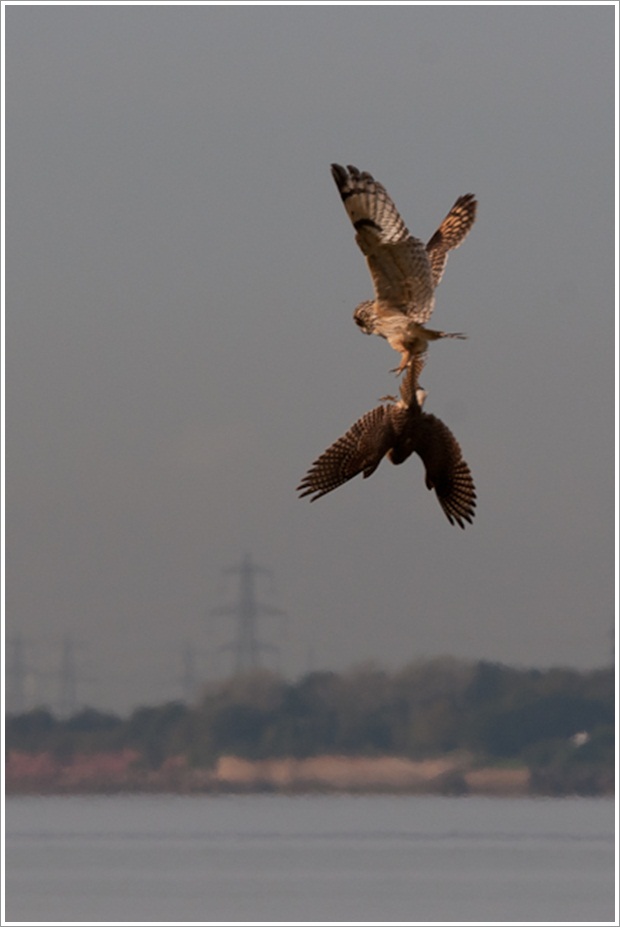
(5, 794, 616, 923)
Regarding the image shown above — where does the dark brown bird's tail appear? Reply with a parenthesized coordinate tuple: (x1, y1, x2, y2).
(398, 353, 428, 408)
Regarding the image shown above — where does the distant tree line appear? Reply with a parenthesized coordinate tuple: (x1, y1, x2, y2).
(6, 659, 614, 794)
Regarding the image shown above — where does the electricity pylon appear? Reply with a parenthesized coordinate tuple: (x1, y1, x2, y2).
(6, 634, 28, 714)
(52, 633, 97, 717)
(58, 633, 79, 717)
(212, 552, 285, 674)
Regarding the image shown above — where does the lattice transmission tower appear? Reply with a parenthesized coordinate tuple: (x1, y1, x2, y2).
(212, 552, 285, 674)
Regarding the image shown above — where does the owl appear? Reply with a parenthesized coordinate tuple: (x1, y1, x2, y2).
(332, 164, 477, 373)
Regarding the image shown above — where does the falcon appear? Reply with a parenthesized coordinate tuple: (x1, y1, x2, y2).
(331, 164, 477, 373)
(297, 356, 476, 528)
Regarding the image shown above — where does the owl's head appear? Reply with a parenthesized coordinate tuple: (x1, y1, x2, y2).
(353, 300, 376, 334)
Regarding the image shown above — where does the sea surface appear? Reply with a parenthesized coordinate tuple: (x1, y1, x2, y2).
(4, 794, 616, 923)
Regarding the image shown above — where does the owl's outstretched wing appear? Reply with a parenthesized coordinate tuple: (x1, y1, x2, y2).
(426, 193, 477, 287)
(331, 164, 435, 316)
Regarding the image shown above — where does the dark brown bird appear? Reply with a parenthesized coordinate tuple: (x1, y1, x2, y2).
(297, 356, 476, 528)
(331, 164, 477, 373)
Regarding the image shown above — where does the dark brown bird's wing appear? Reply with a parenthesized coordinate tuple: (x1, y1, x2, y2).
(297, 404, 396, 501)
(414, 413, 477, 528)
(331, 164, 434, 314)
(425, 193, 477, 287)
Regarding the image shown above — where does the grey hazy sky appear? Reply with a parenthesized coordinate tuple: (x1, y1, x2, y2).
(6, 5, 616, 713)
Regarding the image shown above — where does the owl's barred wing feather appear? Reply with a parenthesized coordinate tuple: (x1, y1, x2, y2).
(331, 163, 434, 314)
(426, 193, 478, 287)
(365, 241, 435, 310)
(331, 164, 411, 245)
(414, 413, 477, 528)
(297, 405, 396, 502)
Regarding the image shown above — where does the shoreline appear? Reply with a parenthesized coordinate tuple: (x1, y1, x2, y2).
(7, 749, 601, 797)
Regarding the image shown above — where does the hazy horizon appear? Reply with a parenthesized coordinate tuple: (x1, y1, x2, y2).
(6, 5, 616, 714)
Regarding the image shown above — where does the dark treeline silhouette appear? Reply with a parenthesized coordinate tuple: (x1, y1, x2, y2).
(6, 659, 614, 795)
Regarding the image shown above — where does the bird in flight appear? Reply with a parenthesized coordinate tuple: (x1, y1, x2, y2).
(331, 164, 477, 373)
(297, 355, 476, 528)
